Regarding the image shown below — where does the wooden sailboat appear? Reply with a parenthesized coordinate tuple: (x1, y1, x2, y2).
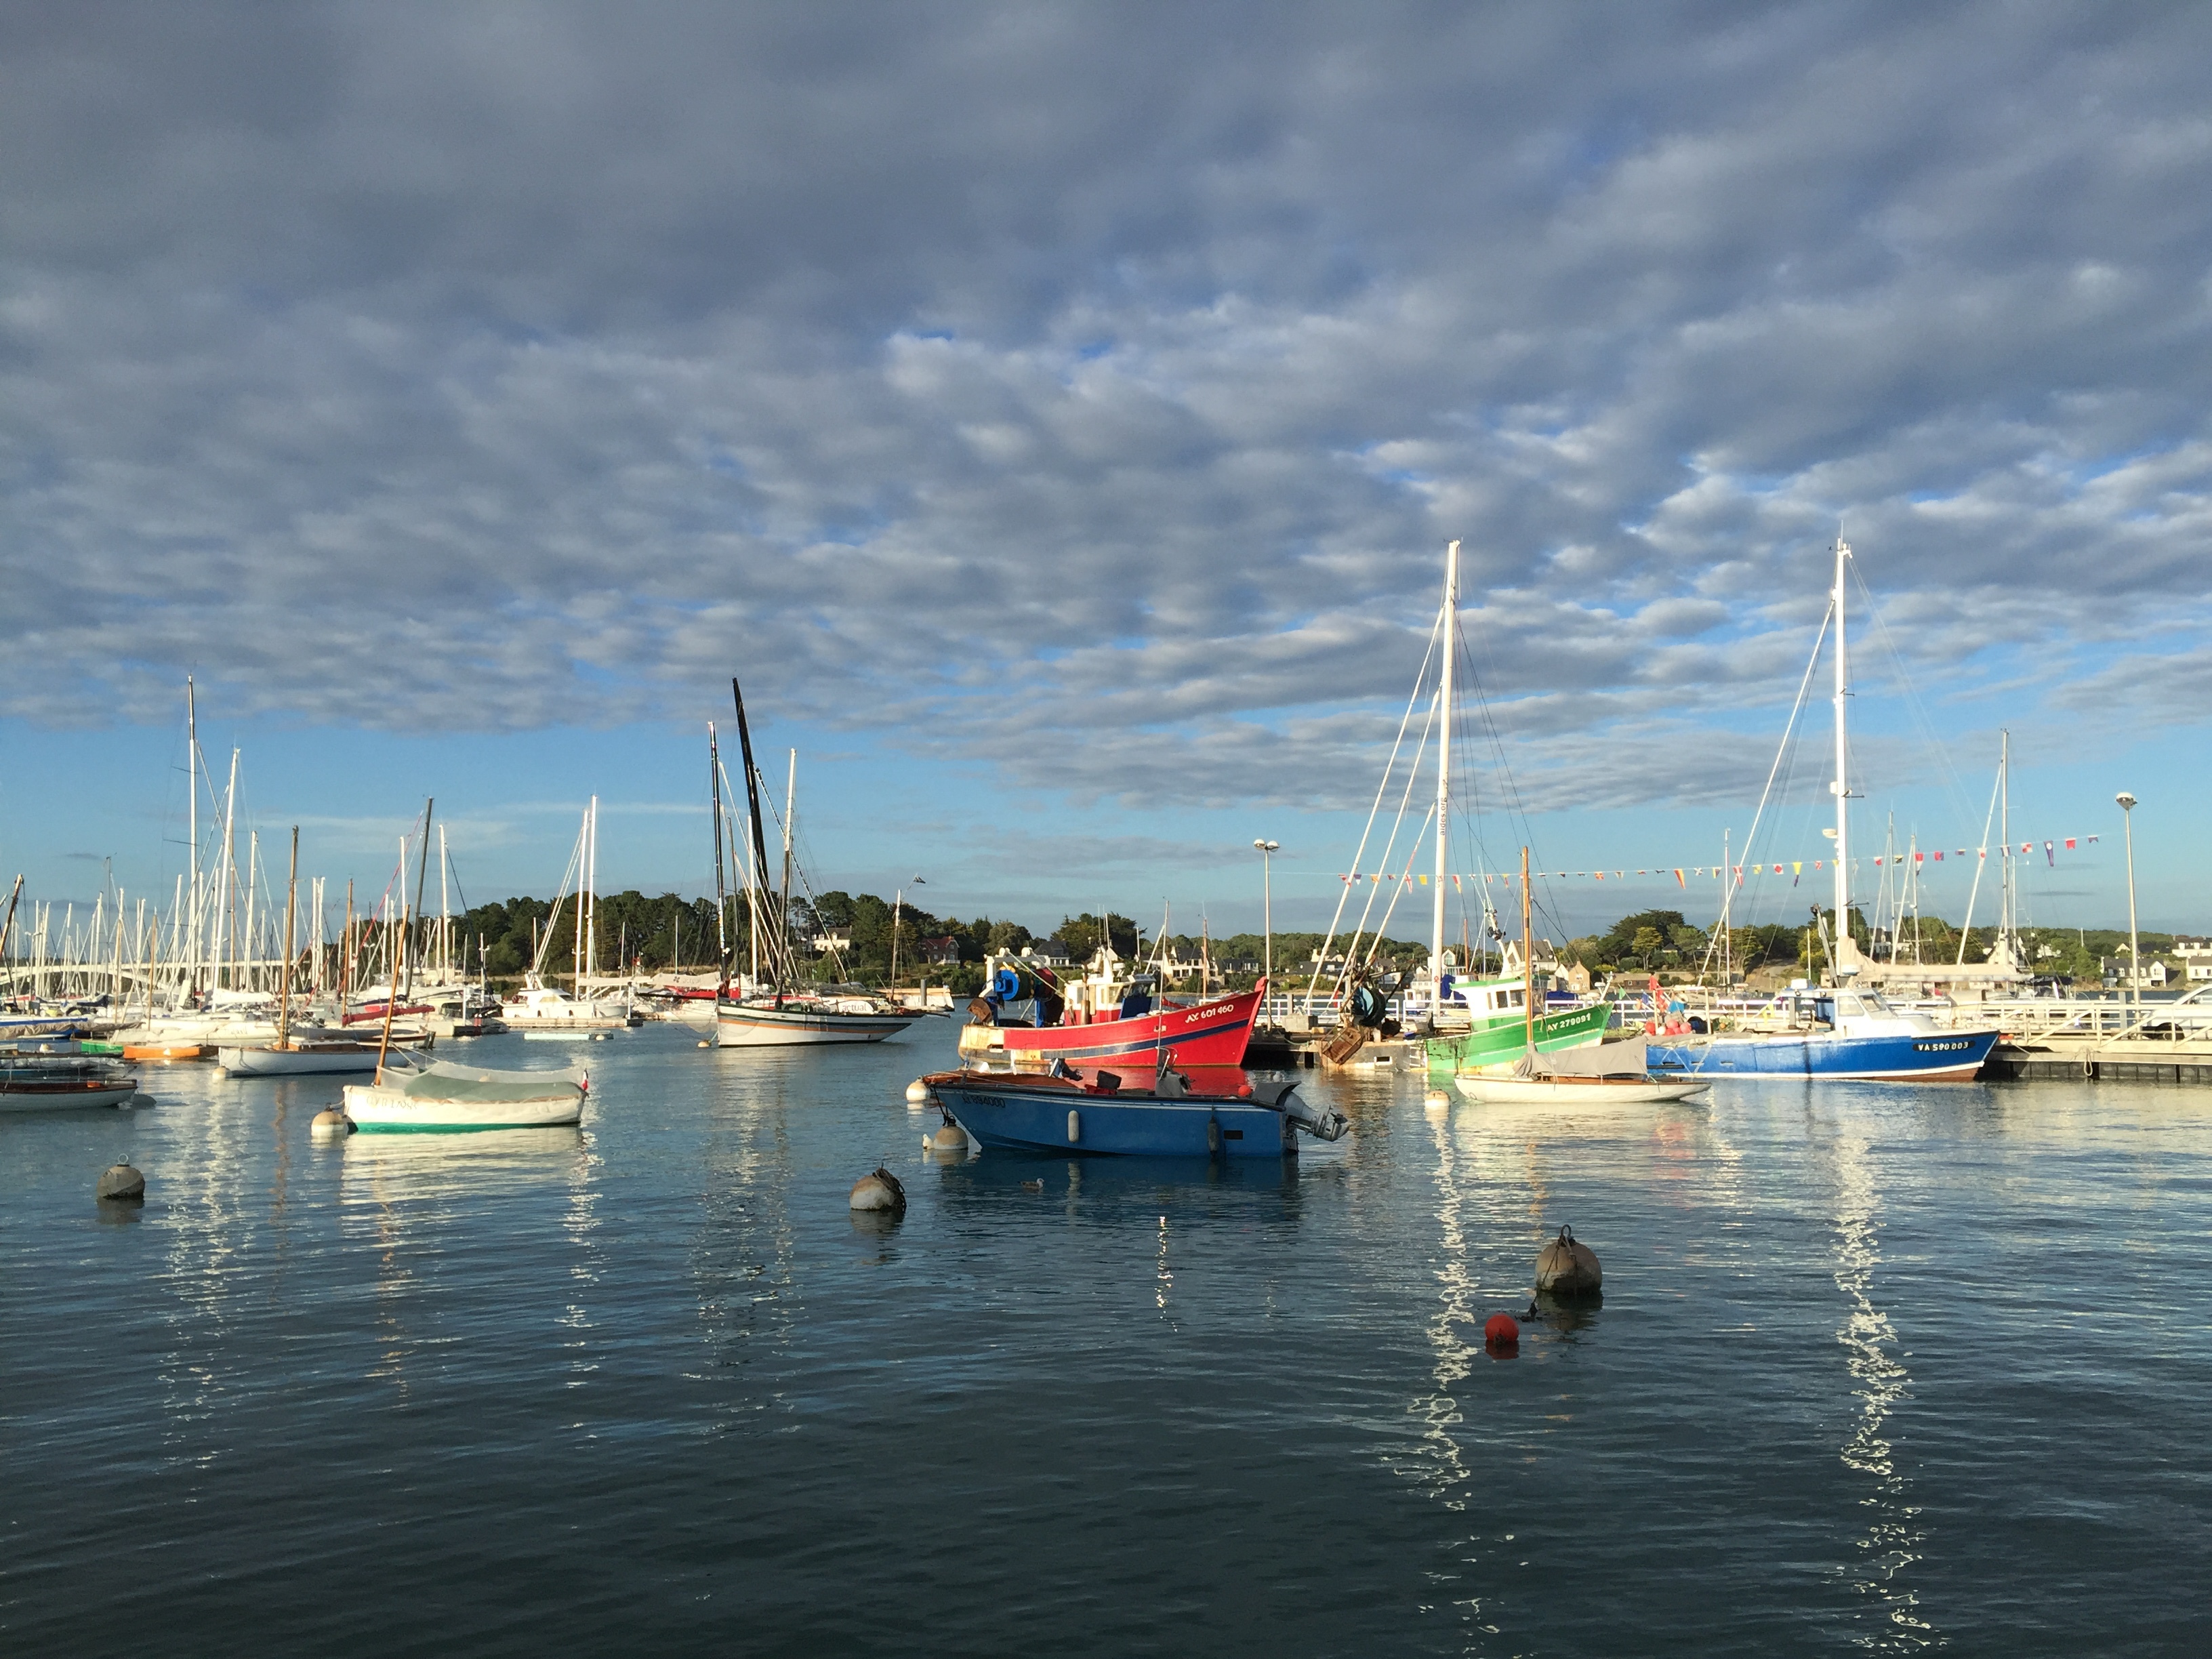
(714, 678, 918, 1047)
(217, 827, 388, 1076)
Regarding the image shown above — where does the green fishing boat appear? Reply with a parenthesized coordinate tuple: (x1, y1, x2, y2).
(1425, 972, 1611, 1077)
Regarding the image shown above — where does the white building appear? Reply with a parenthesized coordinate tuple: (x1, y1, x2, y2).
(2176, 939, 2212, 983)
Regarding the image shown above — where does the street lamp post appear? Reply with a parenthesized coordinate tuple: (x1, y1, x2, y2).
(2116, 794, 2139, 1012)
(1253, 840, 1279, 985)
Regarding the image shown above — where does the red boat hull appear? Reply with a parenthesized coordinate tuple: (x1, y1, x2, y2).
(997, 982, 1266, 1068)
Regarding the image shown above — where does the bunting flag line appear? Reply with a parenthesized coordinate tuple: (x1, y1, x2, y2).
(1333, 832, 2102, 889)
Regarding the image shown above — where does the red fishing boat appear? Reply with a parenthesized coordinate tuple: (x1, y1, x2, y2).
(958, 954, 1267, 1069)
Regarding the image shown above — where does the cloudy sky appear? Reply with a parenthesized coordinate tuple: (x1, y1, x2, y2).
(3, 1, 2206, 942)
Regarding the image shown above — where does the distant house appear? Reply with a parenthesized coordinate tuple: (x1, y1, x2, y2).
(1023, 939, 1073, 969)
(2177, 939, 2212, 983)
(812, 933, 852, 955)
(915, 935, 962, 967)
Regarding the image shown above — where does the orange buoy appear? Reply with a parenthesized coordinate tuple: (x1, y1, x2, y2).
(1483, 1313, 1519, 1348)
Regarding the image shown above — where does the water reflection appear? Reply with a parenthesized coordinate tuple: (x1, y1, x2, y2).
(1825, 1124, 1936, 1650)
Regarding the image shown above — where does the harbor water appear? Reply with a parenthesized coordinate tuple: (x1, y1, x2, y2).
(5, 1025, 2209, 1655)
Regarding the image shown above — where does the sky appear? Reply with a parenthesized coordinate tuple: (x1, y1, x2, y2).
(2, 1, 2207, 950)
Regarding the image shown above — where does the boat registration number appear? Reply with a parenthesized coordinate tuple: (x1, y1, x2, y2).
(1912, 1039, 1975, 1052)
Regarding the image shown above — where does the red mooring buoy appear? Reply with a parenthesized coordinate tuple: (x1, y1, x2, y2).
(1484, 1313, 1520, 1348)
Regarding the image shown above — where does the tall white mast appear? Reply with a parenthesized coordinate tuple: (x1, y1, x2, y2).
(1998, 729, 2013, 964)
(186, 678, 200, 991)
(586, 795, 599, 991)
(1430, 539, 1458, 989)
(216, 747, 239, 990)
(780, 751, 796, 974)
(244, 830, 259, 993)
(438, 824, 451, 982)
(1830, 537, 1853, 977)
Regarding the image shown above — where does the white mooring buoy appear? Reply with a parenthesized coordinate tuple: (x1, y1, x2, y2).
(310, 1107, 355, 1138)
(930, 1122, 969, 1153)
(905, 1078, 930, 1105)
(97, 1162, 145, 1202)
(1424, 1088, 1450, 1111)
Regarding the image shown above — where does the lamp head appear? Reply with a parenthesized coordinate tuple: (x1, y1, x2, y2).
(1254, 838, 1279, 852)
(2116, 792, 2137, 813)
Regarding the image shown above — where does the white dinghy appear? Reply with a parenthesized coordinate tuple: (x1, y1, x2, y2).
(342, 1054, 587, 1132)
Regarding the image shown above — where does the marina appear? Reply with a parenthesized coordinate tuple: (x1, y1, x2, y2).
(5, 1021, 2209, 1653)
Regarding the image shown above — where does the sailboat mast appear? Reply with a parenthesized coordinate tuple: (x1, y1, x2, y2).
(780, 750, 796, 980)
(186, 678, 199, 990)
(438, 825, 451, 982)
(1999, 729, 2012, 961)
(586, 796, 598, 994)
(1830, 537, 1852, 977)
(709, 722, 729, 996)
(1430, 539, 1458, 989)
(730, 680, 778, 991)
(1520, 844, 1534, 1053)
(278, 827, 298, 1047)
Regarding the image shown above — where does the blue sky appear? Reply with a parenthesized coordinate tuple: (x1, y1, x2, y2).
(2, 3, 2206, 945)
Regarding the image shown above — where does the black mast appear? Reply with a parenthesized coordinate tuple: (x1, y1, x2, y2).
(731, 679, 781, 993)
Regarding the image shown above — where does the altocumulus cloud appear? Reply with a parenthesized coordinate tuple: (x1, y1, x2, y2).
(3, 1, 2208, 811)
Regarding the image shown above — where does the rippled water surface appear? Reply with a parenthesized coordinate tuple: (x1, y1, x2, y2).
(5, 1024, 2210, 1656)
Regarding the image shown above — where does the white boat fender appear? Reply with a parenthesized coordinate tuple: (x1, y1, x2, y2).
(1535, 1225, 1602, 1298)
(1067, 1109, 1080, 1144)
(848, 1166, 907, 1215)
(97, 1162, 144, 1202)
(1206, 1115, 1221, 1154)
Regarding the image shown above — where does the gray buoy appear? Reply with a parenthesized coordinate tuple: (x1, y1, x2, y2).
(905, 1078, 930, 1106)
(848, 1166, 907, 1216)
(97, 1162, 145, 1202)
(1535, 1225, 1602, 1298)
(929, 1122, 969, 1153)
(310, 1107, 355, 1138)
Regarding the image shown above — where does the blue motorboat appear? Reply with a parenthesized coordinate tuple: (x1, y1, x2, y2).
(924, 1066, 1347, 1158)
(1647, 988, 2000, 1081)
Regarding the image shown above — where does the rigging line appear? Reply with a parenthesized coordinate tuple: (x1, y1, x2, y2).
(1338, 685, 1442, 990)
(1456, 611, 1572, 943)
(1361, 803, 1439, 969)
(1694, 600, 1833, 979)
(1307, 611, 1444, 1002)
(1848, 555, 1981, 842)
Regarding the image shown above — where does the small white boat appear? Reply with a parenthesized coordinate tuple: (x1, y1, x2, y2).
(342, 1056, 587, 1132)
(218, 1039, 392, 1076)
(1454, 1035, 1708, 1105)
(0, 1059, 140, 1112)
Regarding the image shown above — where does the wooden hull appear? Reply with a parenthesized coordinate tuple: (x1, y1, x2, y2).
(1454, 1073, 1708, 1105)
(716, 999, 916, 1046)
(0, 1076, 139, 1111)
(218, 1044, 386, 1076)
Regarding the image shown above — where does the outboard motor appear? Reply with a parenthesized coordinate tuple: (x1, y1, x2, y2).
(1259, 1081, 1347, 1142)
